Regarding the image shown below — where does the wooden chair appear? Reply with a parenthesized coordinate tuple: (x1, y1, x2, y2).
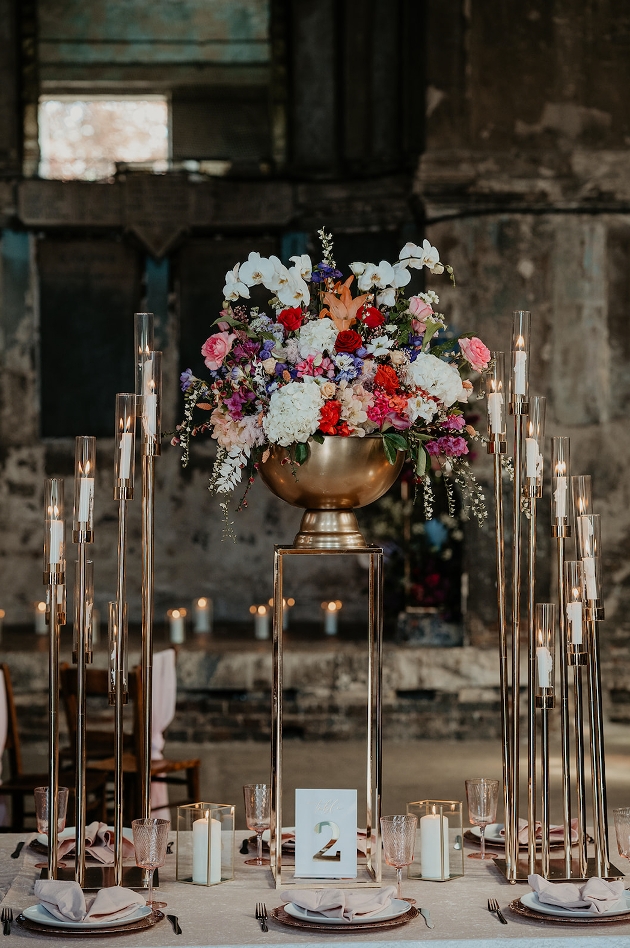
(0, 663, 107, 831)
(60, 661, 200, 821)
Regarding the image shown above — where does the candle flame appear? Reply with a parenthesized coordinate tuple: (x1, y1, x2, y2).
(515, 334, 525, 349)
(572, 586, 580, 601)
(197, 598, 207, 608)
(257, 605, 267, 616)
(555, 461, 566, 476)
(37, 601, 46, 613)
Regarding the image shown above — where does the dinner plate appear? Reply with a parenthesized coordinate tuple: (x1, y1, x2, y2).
(262, 827, 295, 843)
(469, 823, 510, 845)
(22, 904, 152, 930)
(520, 890, 630, 919)
(284, 899, 410, 925)
(36, 827, 134, 848)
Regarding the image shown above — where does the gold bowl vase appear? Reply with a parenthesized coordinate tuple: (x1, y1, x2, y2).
(259, 435, 405, 549)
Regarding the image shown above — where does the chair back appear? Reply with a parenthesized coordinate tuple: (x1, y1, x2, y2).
(60, 664, 127, 760)
(0, 664, 23, 779)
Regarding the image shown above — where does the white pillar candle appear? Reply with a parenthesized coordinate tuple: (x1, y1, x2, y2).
(254, 607, 269, 640)
(78, 477, 94, 523)
(514, 350, 527, 395)
(420, 813, 450, 879)
(49, 520, 63, 565)
(536, 647, 553, 688)
(192, 815, 221, 884)
(583, 558, 597, 600)
(324, 608, 338, 636)
(487, 392, 503, 434)
(554, 476, 567, 519)
(35, 601, 48, 634)
(193, 598, 213, 633)
(168, 609, 186, 644)
(566, 601, 583, 645)
(526, 438, 539, 478)
(119, 433, 133, 479)
(144, 393, 157, 439)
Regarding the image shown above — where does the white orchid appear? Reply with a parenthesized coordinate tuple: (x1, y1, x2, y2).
(357, 260, 395, 291)
(277, 269, 310, 307)
(222, 263, 250, 301)
(289, 254, 312, 281)
(376, 288, 396, 308)
(239, 252, 275, 287)
(399, 239, 443, 274)
(398, 241, 424, 268)
(391, 260, 412, 287)
(366, 335, 395, 357)
(264, 255, 291, 295)
(350, 261, 367, 276)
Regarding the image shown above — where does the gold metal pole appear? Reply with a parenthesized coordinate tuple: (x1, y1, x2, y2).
(74, 541, 88, 887)
(367, 550, 383, 880)
(556, 536, 572, 877)
(141, 452, 155, 821)
(587, 617, 609, 876)
(573, 662, 589, 876)
(540, 703, 550, 877)
(48, 578, 61, 880)
(114, 497, 128, 885)
(527, 501, 537, 876)
(509, 411, 524, 881)
(271, 548, 284, 884)
(493, 451, 511, 872)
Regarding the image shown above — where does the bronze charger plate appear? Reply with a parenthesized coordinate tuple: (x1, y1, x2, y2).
(509, 898, 630, 926)
(16, 909, 165, 938)
(270, 904, 419, 933)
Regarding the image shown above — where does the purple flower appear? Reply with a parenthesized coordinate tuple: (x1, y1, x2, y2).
(274, 362, 288, 376)
(224, 390, 247, 418)
(180, 368, 196, 392)
(355, 347, 368, 358)
(442, 414, 465, 431)
(427, 435, 469, 457)
(311, 262, 343, 284)
(233, 340, 260, 361)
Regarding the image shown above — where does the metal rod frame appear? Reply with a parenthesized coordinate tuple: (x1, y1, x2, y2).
(141, 453, 155, 822)
(527, 501, 537, 876)
(586, 617, 609, 876)
(556, 536, 572, 877)
(492, 450, 511, 874)
(47, 576, 62, 881)
(114, 495, 129, 884)
(74, 539, 89, 887)
(271, 545, 383, 889)
(508, 408, 525, 881)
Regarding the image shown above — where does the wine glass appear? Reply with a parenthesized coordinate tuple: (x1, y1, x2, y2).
(380, 814, 417, 903)
(132, 817, 170, 908)
(34, 786, 69, 836)
(613, 807, 630, 866)
(243, 784, 271, 867)
(465, 778, 499, 860)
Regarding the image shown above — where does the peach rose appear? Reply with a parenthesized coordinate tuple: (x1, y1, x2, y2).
(202, 331, 236, 370)
(459, 336, 490, 372)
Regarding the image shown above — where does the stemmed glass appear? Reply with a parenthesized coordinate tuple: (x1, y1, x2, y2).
(132, 818, 170, 909)
(380, 814, 417, 903)
(465, 778, 499, 860)
(243, 784, 271, 867)
(613, 807, 630, 866)
(34, 786, 69, 836)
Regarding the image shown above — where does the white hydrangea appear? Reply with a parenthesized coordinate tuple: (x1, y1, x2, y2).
(263, 380, 324, 446)
(406, 394, 437, 423)
(297, 317, 338, 358)
(404, 353, 463, 408)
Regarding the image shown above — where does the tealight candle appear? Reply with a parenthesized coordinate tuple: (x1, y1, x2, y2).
(193, 597, 213, 634)
(35, 601, 47, 635)
(322, 600, 342, 636)
(168, 608, 187, 644)
(192, 811, 221, 884)
(420, 810, 450, 879)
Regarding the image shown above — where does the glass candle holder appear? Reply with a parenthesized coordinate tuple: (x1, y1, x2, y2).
(509, 310, 531, 408)
(115, 393, 136, 499)
(44, 477, 65, 583)
(73, 559, 94, 663)
(523, 396, 545, 498)
(486, 351, 507, 453)
(141, 352, 162, 455)
(551, 437, 571, 536)
(535, 603, 556, 708)
(73, 436, 96, 543)
(176, 803, 235, 886)
(571, 474, 592, 522)
(134, 312, 155, 402)
(406, 800, 464, 881)
(107, 600, 128, 705)
(193, 597, 213, 634)
(577, 514, 604, 620)
(564, 561, 587, 665)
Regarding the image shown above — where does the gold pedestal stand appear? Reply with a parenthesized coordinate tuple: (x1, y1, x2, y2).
(270, 544, 383, 890)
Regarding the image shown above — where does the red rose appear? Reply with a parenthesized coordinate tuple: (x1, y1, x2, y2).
(359, 305, 385, 329)
(374, 364, 400, 395)
(335, 330, 362, 353)
(319, 400, 342, 435)
(277, 307, 303, 332)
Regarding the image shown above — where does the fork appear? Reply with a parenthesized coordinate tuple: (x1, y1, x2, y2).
(255, 902, 268, 933)
(1, 907, 13, 935)
(487, 897, 508, 925)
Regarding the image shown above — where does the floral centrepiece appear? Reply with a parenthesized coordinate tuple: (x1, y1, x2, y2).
(175, 230, 489, 524)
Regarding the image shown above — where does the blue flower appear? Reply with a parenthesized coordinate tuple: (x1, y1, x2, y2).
(180, 368, 196, 392)
(311, 262, 343, 284)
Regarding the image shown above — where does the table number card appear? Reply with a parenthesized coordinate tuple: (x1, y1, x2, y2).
(294, 789, 357, 878)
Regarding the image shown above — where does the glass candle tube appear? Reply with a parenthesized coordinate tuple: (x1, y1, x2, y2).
(577, 514, 602, 602)
(551, 437, 570, 532)
(115, 394, 136, 498)
(108, 600, 128, 703)
(564, 561, 586, 658)
(571, 475, 592, 522)
(141, 352, 162, 454)
(134, 312, 155, 402)
(73, 436, 96, 542)
(510, 310, 531, 404)
(486, 351, 507, 450)
(535, 603, 557, 703)
(73, 558, 94, 661)
(524, 395, 546, 497)
(44, 478, 65, 581)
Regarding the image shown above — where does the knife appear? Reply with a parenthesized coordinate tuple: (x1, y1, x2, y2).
(10, 841, 24, 859)
(167, 914, 182, 935)
(420, 907, 434, 929)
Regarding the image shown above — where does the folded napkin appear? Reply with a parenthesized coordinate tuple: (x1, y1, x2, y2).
(501, 818, 579, 845)
(528, 874, 625, 914)
(282, 886, 398, 922)
(56, 822, 135, 865)
(34, 880, 146, 923)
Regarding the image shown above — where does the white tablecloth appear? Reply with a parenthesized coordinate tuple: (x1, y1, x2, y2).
(1, 831, 630, 946)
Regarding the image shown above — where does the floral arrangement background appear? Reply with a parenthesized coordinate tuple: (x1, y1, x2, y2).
(175, 229, 490, 524)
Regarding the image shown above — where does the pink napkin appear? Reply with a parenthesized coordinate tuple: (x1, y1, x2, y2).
(528, 874, 625, 914)
(282, 886, 398, 922)
(56, 822, 135, 865)
(34, 880, 145, 923)
(501, 818, 579, 844)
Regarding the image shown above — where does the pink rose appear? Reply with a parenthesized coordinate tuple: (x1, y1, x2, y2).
(201, 331, 236, 370)
(459, 336, 491, 371)
(408, 296, 434, 319)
